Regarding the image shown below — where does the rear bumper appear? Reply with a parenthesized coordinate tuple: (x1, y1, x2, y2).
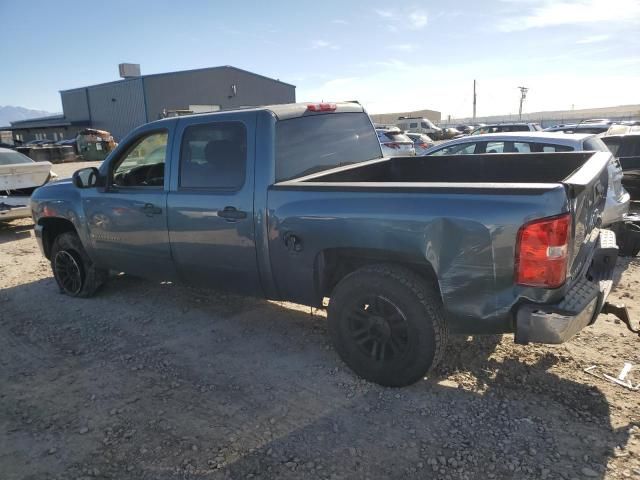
(515, 229, 617, 344)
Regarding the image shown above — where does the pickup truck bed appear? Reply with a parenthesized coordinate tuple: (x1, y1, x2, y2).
(31, 102, 618, 386)
(270, 151, 611, 336)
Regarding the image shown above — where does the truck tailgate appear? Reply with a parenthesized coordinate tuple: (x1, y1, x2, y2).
(563, 151, 611, 280)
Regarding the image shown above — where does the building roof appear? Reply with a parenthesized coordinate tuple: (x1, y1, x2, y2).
(9, 114, 73, 129)
(59, 65, 296, 94)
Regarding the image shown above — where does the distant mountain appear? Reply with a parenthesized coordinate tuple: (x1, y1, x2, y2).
(0, 105, 57, 127)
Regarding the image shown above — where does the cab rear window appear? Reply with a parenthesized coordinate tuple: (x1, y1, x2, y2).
(275, 113, 382, 181)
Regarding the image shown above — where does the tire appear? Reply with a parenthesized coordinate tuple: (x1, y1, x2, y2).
(50, 232, 107, 297)
(328, 264, 448, 387)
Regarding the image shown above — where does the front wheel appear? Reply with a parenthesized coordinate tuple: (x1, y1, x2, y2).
(328, 264, 447, 387)
(50, 232, 107, 297)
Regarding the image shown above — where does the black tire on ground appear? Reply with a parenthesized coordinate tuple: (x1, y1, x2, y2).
(327, 264, 448, 387)
(618, 222, 640, 257)
(50, 232, 108, 297)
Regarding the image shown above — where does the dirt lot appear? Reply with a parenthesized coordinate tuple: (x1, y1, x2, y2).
(1, 163, 639, 480)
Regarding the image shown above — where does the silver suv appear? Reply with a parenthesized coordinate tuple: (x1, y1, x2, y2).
(422, 132, 630, 226)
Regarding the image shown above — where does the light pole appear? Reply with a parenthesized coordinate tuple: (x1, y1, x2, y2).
(473, 79, 477, 122)
(518, 86, 529, 120)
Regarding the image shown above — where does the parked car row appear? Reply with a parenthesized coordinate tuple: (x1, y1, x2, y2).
(378, 125, 639, 257)
(420, 131, 629, 227)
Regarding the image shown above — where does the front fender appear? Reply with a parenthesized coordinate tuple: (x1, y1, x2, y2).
(31, 181, 94, 258)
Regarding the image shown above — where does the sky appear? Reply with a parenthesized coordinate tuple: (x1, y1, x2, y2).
(1, 0, 639, 119)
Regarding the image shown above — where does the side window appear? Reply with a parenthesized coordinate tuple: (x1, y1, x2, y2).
(421, 122, 428, 128)
(431, 143, 476, 156)
(113, 131, 168, 187)
(602, 137, 622, 156)
(622, 138, 640, 157)
(485, 141, 505, 153)
(180, 122, 247, 189)
(513, 142, 531, 153)
(409, 122, 418, 128)
(583, 137, 608, 152)
(538, 144, 574, 153)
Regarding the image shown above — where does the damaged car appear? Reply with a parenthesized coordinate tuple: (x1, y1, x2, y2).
(0, 147, 57, 222)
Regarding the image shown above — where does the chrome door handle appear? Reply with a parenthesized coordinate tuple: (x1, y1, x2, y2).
(217, 206, 247, 221)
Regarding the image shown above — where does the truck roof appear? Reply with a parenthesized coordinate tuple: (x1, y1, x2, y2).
(151, 102, 366, 126)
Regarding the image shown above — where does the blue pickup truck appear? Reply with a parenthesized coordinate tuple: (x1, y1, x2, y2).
(31, 102, 620, 386)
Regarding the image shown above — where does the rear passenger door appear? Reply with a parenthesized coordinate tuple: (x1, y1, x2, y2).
(166, 114, 261, 295)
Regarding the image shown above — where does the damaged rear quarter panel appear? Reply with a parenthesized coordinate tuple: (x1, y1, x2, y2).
(267, 185, 568, 334)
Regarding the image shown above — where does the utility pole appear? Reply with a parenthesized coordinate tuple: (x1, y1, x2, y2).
(518, 86, 529, 120)
(472, 79, 477, 122)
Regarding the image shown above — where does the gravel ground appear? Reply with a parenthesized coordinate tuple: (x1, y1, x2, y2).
(1, 162, 639, 479)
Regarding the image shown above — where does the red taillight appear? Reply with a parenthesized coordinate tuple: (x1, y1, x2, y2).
(307, 103, 337, 112)
(515, 213, 571, 288)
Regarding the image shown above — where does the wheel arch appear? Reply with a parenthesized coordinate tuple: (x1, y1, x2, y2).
(314, 248, 442, 304)
(38, 217, 78, 260)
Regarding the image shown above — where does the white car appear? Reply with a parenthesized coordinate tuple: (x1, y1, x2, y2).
(376, 128, 416, 157)
(0, 147, 57, 221)
(406, 133, 436, 156)
(422, 132, 630, 226)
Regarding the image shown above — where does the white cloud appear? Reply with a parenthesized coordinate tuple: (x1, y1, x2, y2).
(498, 0, 640, 32)
(409, 11, 428, 29)
(388, 44, 416, 52)
(310, 40, 340, 50)
(331, 19, 348, 25)
(375, 9, 394, 18)
(378, 8, 427, 31)
(576, 34, 610, 44)
(321, 77, 359, 88)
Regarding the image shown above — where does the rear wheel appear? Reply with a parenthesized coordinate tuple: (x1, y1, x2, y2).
(328, 264, 447, 387)
(50, 232, 107, 297)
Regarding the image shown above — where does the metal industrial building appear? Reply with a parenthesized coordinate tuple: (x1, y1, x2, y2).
(369, 108, 441, 126)
(8, 65, 296, 142)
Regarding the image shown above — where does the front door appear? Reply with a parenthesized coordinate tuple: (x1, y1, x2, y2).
(83, 129, 175, 280)
(166, 115, 261, 295)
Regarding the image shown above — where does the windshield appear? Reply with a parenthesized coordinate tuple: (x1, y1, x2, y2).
(0, 150, 34, 165)
(275, 112, 382, 181)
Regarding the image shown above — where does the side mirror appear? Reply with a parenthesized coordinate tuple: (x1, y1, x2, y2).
(72, 167, 101, 188)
